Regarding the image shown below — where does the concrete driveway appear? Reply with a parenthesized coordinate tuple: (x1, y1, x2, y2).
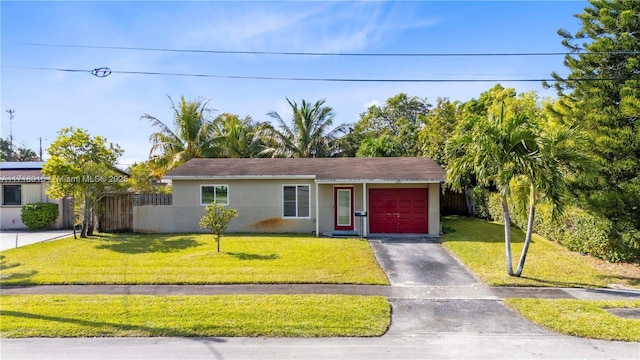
(0, 229, 73, 251)
(368, 237, 548, 336)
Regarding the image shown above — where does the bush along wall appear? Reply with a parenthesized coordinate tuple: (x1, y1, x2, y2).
(21, 203, 59, 230)
(481, 192, 639, 262)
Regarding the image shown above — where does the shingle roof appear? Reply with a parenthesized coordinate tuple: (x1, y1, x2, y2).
(165, 157, 445, 183)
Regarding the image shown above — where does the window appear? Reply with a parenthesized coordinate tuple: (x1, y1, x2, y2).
(200, 185, 229, 206)
(283, 185, 310, 218)
(2, 185, 22, 205)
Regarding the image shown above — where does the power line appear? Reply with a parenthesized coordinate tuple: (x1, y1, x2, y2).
(2, 65, 623, 83)
(14, 42, 640, 57)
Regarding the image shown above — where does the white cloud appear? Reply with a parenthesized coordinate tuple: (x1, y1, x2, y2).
(181, 2, 440, 54)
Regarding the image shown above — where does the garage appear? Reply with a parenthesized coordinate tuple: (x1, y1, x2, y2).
(369, 188, 428, 233)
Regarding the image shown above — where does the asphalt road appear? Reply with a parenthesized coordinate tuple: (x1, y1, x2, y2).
(3, 333, 638, 360)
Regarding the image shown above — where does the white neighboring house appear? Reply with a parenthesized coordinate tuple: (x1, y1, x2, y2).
(0, 162, 70, 229)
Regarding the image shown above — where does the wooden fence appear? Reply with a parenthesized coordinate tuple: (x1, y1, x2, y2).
(60, 196, 75, 228)
(99, 193, 172, 232)
(441, 190, 469, 216)
(133, 193, 172, 206)
(99, 193, 133, 232)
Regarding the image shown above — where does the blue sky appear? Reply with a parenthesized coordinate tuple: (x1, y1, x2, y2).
(1, 1, 587, 166)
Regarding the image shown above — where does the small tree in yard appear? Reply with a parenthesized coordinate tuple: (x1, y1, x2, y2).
(199, 202, 238, 252)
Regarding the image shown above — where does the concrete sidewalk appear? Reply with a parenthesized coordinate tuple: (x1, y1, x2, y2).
(2, 283, 639, 300)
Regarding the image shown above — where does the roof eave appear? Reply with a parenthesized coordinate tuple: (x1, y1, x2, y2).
(165, 175, 317, 181)
(315, 179, 445, 184)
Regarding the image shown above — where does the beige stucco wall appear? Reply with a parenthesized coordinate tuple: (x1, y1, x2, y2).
(316, 184, 366, 236)
(134, 180, 441, 236)
(1, 207, 24, 229)
(135, 179, 317, 234)
(0, 182, 64, 229)
(428, 183, 441, 236)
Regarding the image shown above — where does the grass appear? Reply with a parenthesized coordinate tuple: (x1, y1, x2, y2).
(0, 233, 388, 285)
(443, 216, 640, 342)
(0, 294, 391, 338)
(441, 217, 640, 288)
(505, 299, 640, 341)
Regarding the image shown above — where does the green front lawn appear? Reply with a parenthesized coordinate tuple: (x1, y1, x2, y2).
(0, 234, 388, 285)
(443, 217, 640, 342)
(0, 294, 391, 338)
(441, 217, 639, 288)
(505, 299, 640, 341)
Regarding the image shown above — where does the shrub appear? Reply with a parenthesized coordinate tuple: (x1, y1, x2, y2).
(21, 203, 59, 229)
(481, 191, 640, 262)
(557, 208, 639, 262)
(471, 187, 492, 220)
(487, 192, 504, 224)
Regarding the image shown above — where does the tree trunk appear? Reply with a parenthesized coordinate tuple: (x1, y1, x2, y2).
(216, 234, 221, 252)
(81, 196, 90, 238)
(464, 187, 476, 216)
(515, 186, 536, 277)
(87, 206, 94, 237)
(502, 197, 514, 276)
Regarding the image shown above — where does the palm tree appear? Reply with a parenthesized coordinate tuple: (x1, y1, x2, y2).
(447, 107, 541, 276)
(513, 124, 590, 276)
(448, 104, 589, 277)
(260, 98, 349, 158)
(142, 96, 217, 176)
(212, 114, 265, 158)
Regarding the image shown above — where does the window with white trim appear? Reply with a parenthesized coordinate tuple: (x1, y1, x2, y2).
(2, 185, 21, 205)
(283, 185, 310, 218)
(200, 185, 229, 206)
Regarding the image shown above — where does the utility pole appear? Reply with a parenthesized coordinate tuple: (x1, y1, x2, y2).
(6, 109, 15, 152)
(38, 137, 44, 161)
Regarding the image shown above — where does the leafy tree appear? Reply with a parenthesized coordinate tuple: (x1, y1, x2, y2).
(199, 202, 238, 252)
(42, 127, 124, 238)
(354, 93, 430, 157)
(548, 0, 640, 252)
(126, 161, 171, 194)
(212, 113, 266, 158)
(418, 97, 462, 166)
(261, 98, 349, 158)
(142, 96, 217, 177)
(356, 135, 396, 157)
(0, 138, 10, 161)
(0, 138, 39, 161)
(13, 147, 39, 161)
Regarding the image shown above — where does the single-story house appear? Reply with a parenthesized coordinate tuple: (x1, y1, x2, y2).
(133, 157, 446, 237)
(0, 162, 71, 229)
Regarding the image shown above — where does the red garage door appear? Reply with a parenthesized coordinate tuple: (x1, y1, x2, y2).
(369, 188, 428, 233)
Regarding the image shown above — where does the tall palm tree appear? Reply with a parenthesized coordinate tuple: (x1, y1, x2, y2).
(212, 113, 265, 158)
(513, 124, 590, 276)
(448, 105, 589, 277)
(447, 107, 541, 276)
(260, 98, 349, 158)
(142, 96, 217, 176)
